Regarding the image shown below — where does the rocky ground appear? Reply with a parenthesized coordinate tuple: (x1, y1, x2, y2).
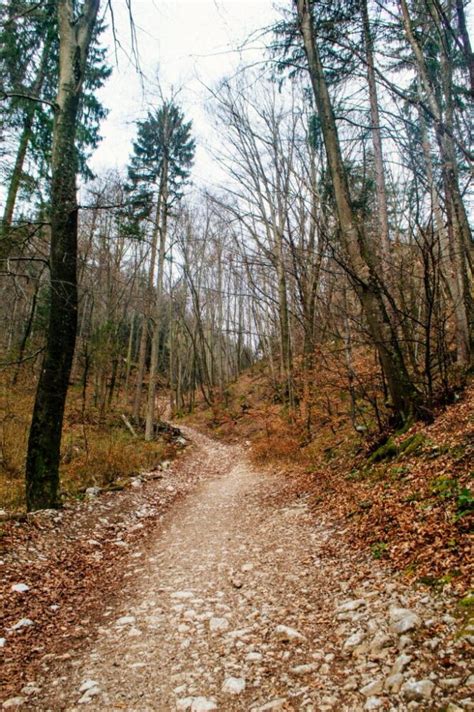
(1, 428, 473, 711)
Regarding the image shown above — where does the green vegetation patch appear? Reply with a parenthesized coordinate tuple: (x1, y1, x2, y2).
(371, 541, 388, 559)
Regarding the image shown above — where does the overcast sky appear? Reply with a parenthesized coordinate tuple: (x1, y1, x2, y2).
(90, 0, 279, 187)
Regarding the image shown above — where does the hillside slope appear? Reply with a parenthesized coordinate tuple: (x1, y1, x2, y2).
(184, 373, 473, 597)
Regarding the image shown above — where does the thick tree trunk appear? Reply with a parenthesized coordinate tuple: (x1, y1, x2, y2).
(297, 0, 420, 423)
(25, 0, 100, 511)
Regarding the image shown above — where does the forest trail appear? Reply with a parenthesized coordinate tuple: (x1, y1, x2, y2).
(19, 428, 472, 711)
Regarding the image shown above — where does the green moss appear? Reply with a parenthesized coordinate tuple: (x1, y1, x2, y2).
(459, 593, 474, 609)
(395, 418, 414, 436)
(368, 437, 398, 463)
(399, 432, 427, 456)
(390, 465, 410, 479)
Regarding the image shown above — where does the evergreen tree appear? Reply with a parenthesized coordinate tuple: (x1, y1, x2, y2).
(0, 0, 110, 255)
(125, 100, 195, 434)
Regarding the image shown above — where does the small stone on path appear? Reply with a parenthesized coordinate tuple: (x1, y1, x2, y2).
(11, 583, 29, 593)
(360, 679, 383, 697)
(11, 618, 33, 631)
(273, 624, 306, 642)
(389, 607, 421, 634)
(401, 679, 435, 701)
(2, 699, 26, 709)
(222, 676, 246, 694)
(190, 697, 217, 711)
(209, 616, 229, 632)
(291, 663, 317, 675)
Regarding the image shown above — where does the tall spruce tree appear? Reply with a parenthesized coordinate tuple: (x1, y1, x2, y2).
(125, 101, 195, 435)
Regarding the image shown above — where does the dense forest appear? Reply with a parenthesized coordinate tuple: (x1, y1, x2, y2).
(1, 0, 472, 511)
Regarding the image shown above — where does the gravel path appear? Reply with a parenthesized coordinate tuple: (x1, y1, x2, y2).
(8, 428, 473, 711)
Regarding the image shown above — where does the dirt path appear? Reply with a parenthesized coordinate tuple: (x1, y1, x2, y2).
(5, 428, 473, 711)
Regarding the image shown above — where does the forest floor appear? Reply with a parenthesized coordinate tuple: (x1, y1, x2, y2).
(1, 426, 472, 711)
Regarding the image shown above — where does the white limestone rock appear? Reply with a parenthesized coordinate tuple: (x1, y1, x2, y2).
(2, 699, 26, 709)
(11, 583, 29, 593)
(401, 679, 435, 701)
(209, 617, 229, 632)
(222, 677, 246, 694)
(85, 487, 100, 498)
(390, 653, 412, 675)
(343, 630, 365, 650)
(11, 618, 33, 631)
(389, 607, 421, 635)
(79, 680, 100, 693)
(190, 697, 217, 711)
(360, 679, 383, 697)
(291, 663, 317, 675)
(385, 673, 404, 694)
(273, 624, 306, 643)
(337, 599, 367, 613)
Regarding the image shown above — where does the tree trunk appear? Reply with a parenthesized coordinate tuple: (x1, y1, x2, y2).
(360, 0, 391, 270)
(132, 206, 160, 422)
(399, 0, 472, 366)
(1, 32, 52, 257)
(145, 157, 168, 441)
(296, 0, 421, 423)
(25, 0, 100, 511)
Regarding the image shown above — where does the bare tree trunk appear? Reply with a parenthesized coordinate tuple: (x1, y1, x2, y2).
(399, 0, 472, 366)
(360, 0, 391, 269)
(1, 32, 52, 257)
(145, 157, 168, 441)
(132, 207, 160, 422)
(124, 312, 135, 399)
(297, 0, 421, 423)
(25, 0, 101, 511)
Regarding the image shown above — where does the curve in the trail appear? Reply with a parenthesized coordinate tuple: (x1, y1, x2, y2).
(28, 428, 473, 711)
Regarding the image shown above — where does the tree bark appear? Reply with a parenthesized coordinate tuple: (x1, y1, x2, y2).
(132, 205, 160, 422)
(145, 156, 168, 441)
(360, 0, 391, 270)
(25, 0, 100, 511)
(296, 0, 421, 423)
(1, 30, 52, 257)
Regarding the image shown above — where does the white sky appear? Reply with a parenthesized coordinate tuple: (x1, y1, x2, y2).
(90, 0, 279, 187)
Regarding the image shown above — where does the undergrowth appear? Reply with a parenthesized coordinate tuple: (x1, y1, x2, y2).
(0, 373, 170, 511)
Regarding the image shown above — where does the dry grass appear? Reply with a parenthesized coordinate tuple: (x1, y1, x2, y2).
(0, 373, 169, 512)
